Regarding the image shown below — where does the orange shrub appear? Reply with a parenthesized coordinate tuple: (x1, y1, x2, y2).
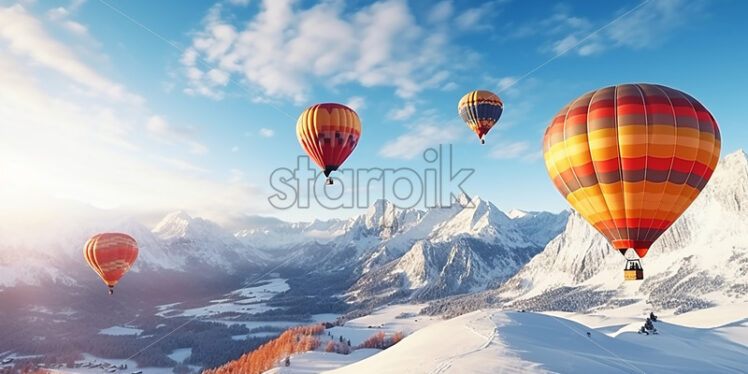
(203, 324, 325, 374)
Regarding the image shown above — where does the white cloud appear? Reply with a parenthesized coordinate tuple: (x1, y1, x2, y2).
(346, 96, 366, 112)
(441, 81, 458, 91)
(0, 5, 140, 103)
(379, 124, 460, 160)
(61, 20, 88, 36)
(488, 141, 541, 162)
(537, 0, 702, 57)
(181, 0, 460, 103)
(259, 128, 275, 138)
(146, 115, 209, 154)
(455, 8, 483, 30)
(455, 2, 502, 31)
(388, 102, 416, 121)
(496, 76, 518, 93)
(428, 1, 453, 23)
(226, 0, 250, 6)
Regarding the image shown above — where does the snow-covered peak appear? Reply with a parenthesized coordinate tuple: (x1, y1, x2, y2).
(364, 199, 398, 229)
(453, 192, 471, 207)
(152, 211, 194, 239)
(152, 210, 238, 245)
(506, 209, 528, 219)
(430, 197, 525, 246)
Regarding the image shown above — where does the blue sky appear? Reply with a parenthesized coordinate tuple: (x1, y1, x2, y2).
(1, 0, 746, 225)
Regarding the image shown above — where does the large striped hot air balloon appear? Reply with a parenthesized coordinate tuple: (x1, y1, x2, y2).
(542, 83, 721, 280)
(458, 90, 504, 144)
(296, 103, 361, 185)
(84, 233, 139, 294)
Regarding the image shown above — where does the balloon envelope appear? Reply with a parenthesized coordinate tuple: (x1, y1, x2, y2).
(84, 233, 138, 293)
(542, 83, 720, 258)
(458, 90, 503, 144)
(296, 103, 361, 184)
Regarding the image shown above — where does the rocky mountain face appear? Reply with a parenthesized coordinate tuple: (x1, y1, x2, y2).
(425, 150, 748, 316)
(341, 196, 567, 305)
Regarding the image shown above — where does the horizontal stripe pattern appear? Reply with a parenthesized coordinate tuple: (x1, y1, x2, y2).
(84, 233, 138, 288)
(543, 83, 721, 255)
(458, 90, 503, 141)
(297, 103, 361, 173)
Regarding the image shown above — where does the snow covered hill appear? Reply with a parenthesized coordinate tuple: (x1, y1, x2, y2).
(321, 304, 747, 374)
(426, 150, 748, 316)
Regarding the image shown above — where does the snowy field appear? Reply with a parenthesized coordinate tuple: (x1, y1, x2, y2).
(156, 278, 289, 318)
(259, 302, 747, 374)
(98, 326, 144, 336)
(167, 348, 191, 364)
(41, 353, 190, 374)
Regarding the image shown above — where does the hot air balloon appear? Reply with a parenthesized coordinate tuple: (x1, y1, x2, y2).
(458, 90, 504, 144)
(296, 103, 361, 185)
(84, 233, 139, 294)
(542, 83, 721, 280)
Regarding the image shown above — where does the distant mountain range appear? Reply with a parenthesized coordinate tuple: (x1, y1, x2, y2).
(2, 150, 746, 318)
(0, 190, 568, 309)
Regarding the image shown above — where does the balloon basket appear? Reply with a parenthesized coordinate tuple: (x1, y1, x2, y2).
(326, 178, 333, 185)
(624, 259, 644, 281)
(480, 138, 485, 145)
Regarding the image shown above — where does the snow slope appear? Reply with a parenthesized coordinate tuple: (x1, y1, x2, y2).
(326, 304, 747, 374)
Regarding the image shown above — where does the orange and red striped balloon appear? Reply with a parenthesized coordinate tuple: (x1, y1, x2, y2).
(296, 103, 361, 185)
(543, 83, 721, 259)
(84, 233, 138, 294)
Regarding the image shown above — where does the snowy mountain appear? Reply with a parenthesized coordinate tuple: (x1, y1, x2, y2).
(427, 150, 748, 316)
(0, 189, 568, 308)
(153, 211, 269, 271)
(234, 215, 347, 249)
(344, 196, 564, 304)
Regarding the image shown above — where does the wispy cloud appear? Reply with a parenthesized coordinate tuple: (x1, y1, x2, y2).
(532, 0, 703, 57)
(346, 96, 366, 112)
(428, 0, 453, 23)
(388, 102, 416, 121)
(180, 0, 467, 103)
(146, 116, 208, 154)
(259, 128, 275, 138)
(0, 5, 138, 103)
(489, 141, 541, 162)
(379, 124, 460, 160)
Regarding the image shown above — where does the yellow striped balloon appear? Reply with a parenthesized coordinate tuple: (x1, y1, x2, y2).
(296, 103, 361, 185)
(543, 83, 720, 259)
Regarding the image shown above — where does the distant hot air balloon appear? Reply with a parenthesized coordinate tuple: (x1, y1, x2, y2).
(458, 90, 504, 144)
(542, 83, 721, 280)
(84, 233, 139, 294)
(296, 103, 362, 185)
